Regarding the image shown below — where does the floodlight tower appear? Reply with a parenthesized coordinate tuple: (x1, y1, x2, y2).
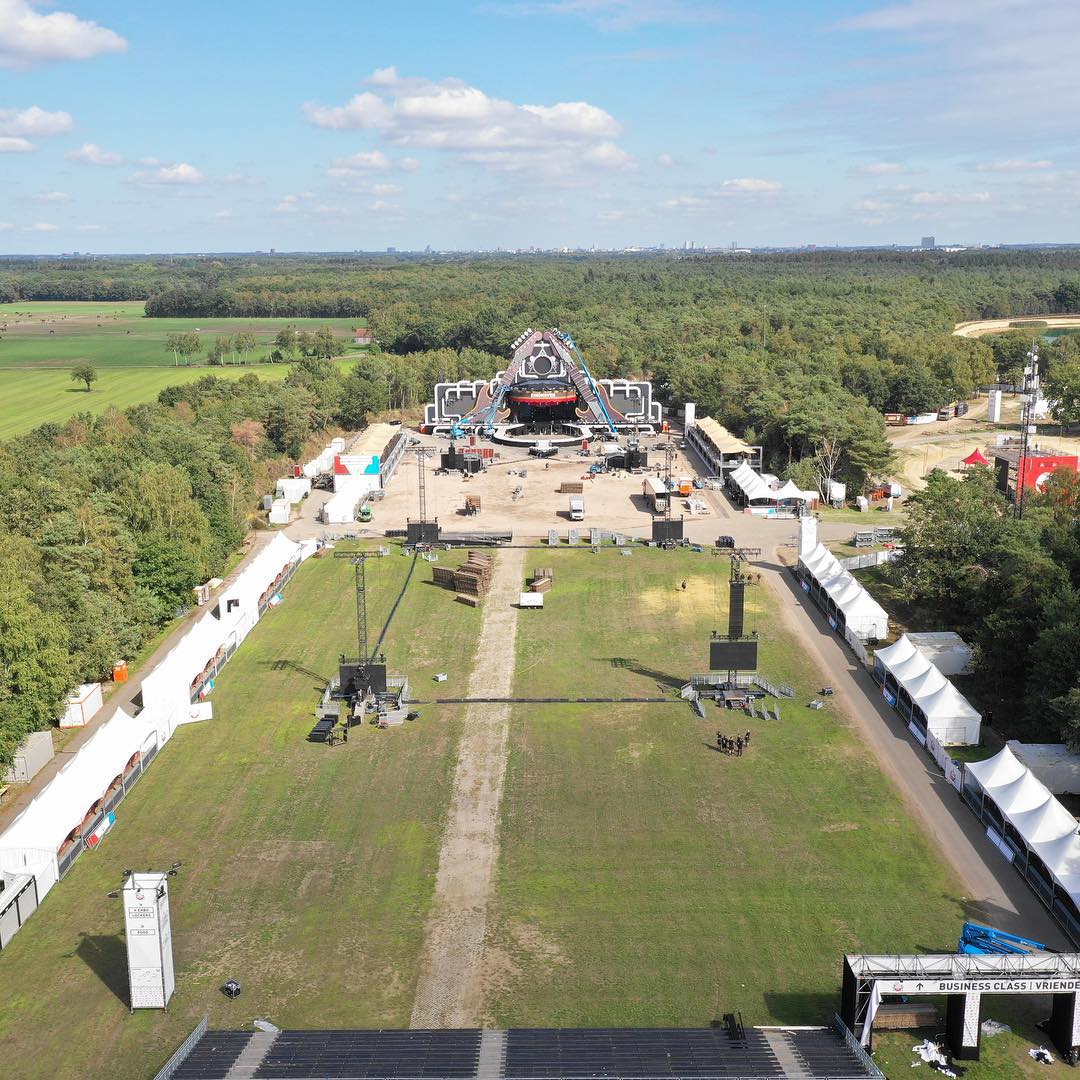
(333, 549, 387, 698)
(408, 446, 438, 546)
(663, 441, 677, 522)
(1016, 341, 1040, 519)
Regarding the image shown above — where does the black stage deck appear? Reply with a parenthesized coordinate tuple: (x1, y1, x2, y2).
(164, 1026, 876, 1080)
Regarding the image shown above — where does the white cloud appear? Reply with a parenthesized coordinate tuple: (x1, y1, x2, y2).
(910, 190, 991, 205)
(326, 150, 393, 176)
(66, 142, 124, 166)
(0, 222, 13, 230)
(488, 1, 726, 31)
(29, 222, 57, 231)
(75, 223, 101, 231)
(131, 162, 205, 186)
(0, 0, 127, 69)
(274, 191, 316, 213)
(852, 162, 907, 175)
(853, 198, 890, 211)
(137, 156, 161, 166)
(305, 70, 630, 179)
(598, 208, 625, 221)
(0, 105, 73, 137)
(371, 183, 404, 196)
(720, 177, 783, 192)
(583, 141, 637, 170)
(0, 136, 34, 152)
(213, 209, 233, 220)
(399, 156, 421, 171)
(32, 190, 70, 203)
(656, 153, 674, 167)
(976, 158, 1053, 172)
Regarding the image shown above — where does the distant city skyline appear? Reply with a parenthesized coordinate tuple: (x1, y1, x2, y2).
(1, 0, 1078, 254)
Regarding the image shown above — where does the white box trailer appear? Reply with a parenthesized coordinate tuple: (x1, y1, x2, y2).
(61, 683, 104, 729)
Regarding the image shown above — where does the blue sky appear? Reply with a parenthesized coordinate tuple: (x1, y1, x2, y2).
(1, 0, 1077, 252)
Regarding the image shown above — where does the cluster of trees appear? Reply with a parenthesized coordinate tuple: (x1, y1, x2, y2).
(0, 371, 358, 766)
(893, 468, 1080, 745)
(163, 325, 343, 367)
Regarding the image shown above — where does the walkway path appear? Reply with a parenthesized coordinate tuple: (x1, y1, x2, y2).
(410, 547, 525, 1028)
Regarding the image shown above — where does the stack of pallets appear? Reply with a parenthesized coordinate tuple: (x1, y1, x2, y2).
(529, 567, 554, 593)
(433, 552, 495, 602)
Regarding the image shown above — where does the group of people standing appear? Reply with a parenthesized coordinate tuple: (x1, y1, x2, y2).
(716, 730, 751, 756)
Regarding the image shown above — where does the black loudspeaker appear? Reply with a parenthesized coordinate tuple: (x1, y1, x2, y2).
(729, 581, 746, 638)
(709, 638, 758, 672)
(652, 518, 684, 542)
(406, 521, 441, 545)
(339, 661, 388, 697)
(626, 448, 648, 469)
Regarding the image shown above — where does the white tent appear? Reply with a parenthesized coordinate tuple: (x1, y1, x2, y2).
(797, 540, 889, 641)
(728, 461, 775, 504)
(774, 479, 817, 503)
(0, 532, 314, 899)
(967, 745, 1027, 791)
(874, 633, 981, 745)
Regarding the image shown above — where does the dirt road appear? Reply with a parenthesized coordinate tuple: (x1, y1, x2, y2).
(410, 547, 525, 1027)
(758, 551, 1068, 948)
(953, 314, 1080, 337)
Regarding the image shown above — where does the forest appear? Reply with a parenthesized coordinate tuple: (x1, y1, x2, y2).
(1, 251, 1079, 765)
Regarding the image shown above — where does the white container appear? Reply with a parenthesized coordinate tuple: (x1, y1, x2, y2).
(988, 389, 1003, 423)
(61, 683, 104, 728)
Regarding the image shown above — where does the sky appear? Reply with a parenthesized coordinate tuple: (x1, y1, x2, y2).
(0, 0, 1078, 253)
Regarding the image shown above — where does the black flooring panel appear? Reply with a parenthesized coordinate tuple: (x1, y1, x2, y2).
(254, 1029, 482, 1079)
(173, 1031, 253, 1079)
(503, 1028, 785, 1078)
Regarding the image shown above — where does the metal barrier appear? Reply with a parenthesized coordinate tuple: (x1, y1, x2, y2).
(832, 1014, 885, 1079)
(152, 1015, 208, 1080)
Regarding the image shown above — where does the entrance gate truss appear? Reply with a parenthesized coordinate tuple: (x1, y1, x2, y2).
(842, 952, 1080, 1064)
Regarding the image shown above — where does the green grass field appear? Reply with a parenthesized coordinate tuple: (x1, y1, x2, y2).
(0, 545, 1066, 1079)
(0, 301, 367, 439)
(0, 362, 355, 441)
(0, 545, 483, 1079)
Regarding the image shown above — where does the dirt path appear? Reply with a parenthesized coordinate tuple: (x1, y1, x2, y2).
(757, 549, 1067, 949)
(410, 547, 526, 1028)
(953, 314, 1080, 337)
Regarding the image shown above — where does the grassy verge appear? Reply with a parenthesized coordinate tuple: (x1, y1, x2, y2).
(0, 544, 482, 1079)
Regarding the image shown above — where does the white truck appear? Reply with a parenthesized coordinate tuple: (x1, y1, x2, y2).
(569, 496, 585, 521)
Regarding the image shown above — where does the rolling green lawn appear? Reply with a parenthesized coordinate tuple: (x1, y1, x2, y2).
(0, 362, 354, 441)
(0, 300, 368, 439)
(0, 301, 363, 369)
(0, 545, 482, 1080)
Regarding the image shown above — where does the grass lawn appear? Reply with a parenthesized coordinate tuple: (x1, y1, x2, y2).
(484, 548, 967, 1030)
(0, 544, 483, 1080)
(0, 301, 363, 370)
(0, 360, 358, 441)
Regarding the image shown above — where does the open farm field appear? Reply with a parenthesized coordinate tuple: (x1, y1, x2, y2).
(0, 545, 482, 1080)
(0, 301, 363, 370)
(0, 361, 354, 441)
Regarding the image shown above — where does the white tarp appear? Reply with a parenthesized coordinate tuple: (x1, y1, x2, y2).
(875, 633, 981, 744)
(275, 477, 311, 503)
(798, 541, 889, 640)
(0, 533, 312, 895)
(323, 477, 377, 524)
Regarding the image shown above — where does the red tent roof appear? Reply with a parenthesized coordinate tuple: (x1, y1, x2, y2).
(963, 449, 989, 466)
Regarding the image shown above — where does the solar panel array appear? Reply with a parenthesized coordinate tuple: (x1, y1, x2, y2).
(503, 1028, 784, 1078)
(255, 1029, 482, 1078)
(173, 1031, 253, 1079)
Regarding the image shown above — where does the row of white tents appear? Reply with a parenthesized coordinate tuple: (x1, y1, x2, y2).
(964, 745, 1080, 940)
(872, 634, 981, 746)
(0, 533, 315, 921)
(727, 461, 818, 510)
(797, 529, 889, 642)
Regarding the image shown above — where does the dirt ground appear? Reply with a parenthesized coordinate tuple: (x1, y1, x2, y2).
(409, 547, 526, 1028)
(885, 395, 1080, 491)
(371, 432, 728, 540)
(953, 314, 1080, 337)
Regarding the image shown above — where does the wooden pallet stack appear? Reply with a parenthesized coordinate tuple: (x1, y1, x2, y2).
(529, 567, 554, 593)
(433, 552, 495, 601)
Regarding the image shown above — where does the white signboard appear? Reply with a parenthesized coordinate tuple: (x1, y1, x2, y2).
(880, 977, 1080, 996)
(123, 872, 175, 1009)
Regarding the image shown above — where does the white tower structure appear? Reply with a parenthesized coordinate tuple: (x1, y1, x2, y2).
(123, 871, 175, 1009)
